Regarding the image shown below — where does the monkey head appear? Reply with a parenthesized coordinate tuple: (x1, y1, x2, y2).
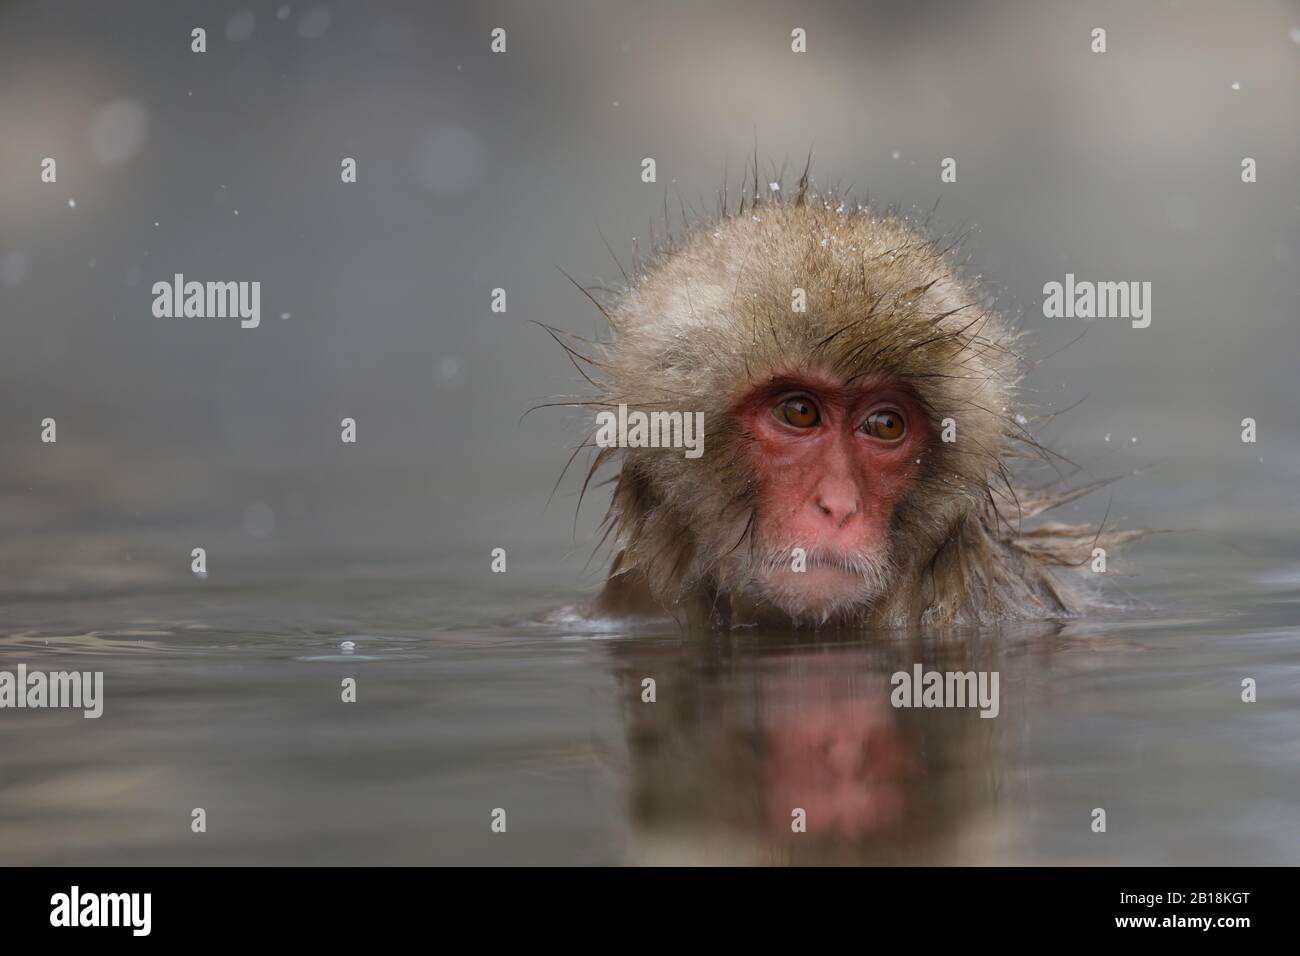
(566, 186, 1112, 628)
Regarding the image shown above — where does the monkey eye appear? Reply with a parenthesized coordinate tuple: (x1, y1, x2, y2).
(862, 408, 906, 441)
(774, 395, 821, 429)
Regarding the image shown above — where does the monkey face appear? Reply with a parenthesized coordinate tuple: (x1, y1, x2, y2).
(763, 694, 921, 839)
(735, 372, 929, 620)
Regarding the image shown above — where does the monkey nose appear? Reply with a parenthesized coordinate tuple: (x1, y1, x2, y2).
(813, 493, 859, 527)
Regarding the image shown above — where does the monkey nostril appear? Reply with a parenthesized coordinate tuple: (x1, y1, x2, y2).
(814, 496, 859, 524)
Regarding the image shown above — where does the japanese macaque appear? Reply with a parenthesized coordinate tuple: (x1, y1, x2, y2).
(553, 165, 1135, 628)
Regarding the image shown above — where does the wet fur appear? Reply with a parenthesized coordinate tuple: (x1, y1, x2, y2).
(548, 163, 1138, 629)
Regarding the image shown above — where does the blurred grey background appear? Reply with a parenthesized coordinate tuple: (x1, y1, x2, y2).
(1, 0, 1297, 594)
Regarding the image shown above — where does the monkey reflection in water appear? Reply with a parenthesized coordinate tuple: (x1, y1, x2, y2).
(605, 633, 1036, 865)
(546, 162, 1140, 629)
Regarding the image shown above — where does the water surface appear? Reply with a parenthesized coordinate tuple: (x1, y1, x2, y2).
(3, 532, 1296, 865)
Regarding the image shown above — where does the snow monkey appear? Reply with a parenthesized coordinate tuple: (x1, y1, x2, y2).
(548, 162, 1135, 629)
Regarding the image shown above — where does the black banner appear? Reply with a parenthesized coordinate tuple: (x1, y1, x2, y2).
(0, 867, 1279, 942)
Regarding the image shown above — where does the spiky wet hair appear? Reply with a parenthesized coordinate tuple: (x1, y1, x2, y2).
(549, 168, 1134, 628)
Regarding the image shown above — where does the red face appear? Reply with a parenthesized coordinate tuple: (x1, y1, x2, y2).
(763, 695, 920, 838)
(736, 373, 929, 619)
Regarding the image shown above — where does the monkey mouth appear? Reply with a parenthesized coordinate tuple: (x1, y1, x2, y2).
(757, 547, 886, 577)
(752, 547, 894, 618)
